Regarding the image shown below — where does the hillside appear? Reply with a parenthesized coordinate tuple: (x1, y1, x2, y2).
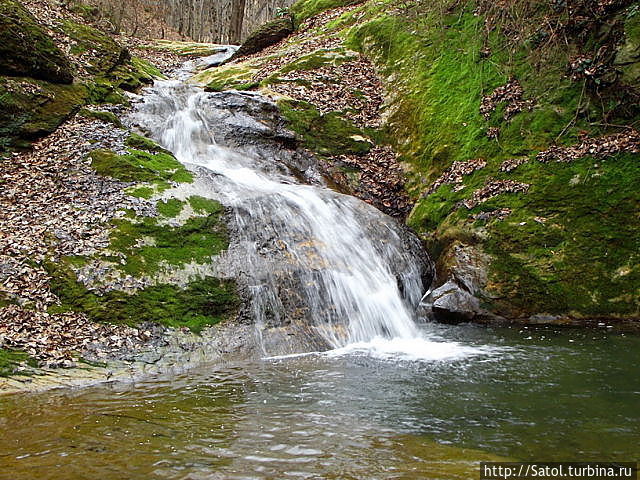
(207, 0, 640, 327)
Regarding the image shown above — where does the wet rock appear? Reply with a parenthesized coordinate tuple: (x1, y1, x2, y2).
(421, 242, 506, 325)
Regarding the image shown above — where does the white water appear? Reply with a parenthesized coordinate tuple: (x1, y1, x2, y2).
(130, 71, 489, 361)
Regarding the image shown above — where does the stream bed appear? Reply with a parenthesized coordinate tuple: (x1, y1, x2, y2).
(1, 324, 638, 479)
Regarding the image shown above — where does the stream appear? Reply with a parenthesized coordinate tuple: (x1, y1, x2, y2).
(1, 60, 638, 478)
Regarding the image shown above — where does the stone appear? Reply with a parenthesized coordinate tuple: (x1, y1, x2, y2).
(232, 17, 294, 59)
(0, 0, 74, 84)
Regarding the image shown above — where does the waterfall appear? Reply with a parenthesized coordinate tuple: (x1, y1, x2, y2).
(129, 74, 434, 356)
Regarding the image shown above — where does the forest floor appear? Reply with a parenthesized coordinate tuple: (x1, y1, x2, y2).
(0, 24, 196, 380)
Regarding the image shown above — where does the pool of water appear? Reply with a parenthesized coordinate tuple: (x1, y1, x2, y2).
(1, 323, 638, 479)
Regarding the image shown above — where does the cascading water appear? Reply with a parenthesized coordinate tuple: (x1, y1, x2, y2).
(128, 64, 453, 358)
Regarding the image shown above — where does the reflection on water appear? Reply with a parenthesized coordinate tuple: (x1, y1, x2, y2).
(1, 324, 639, 479)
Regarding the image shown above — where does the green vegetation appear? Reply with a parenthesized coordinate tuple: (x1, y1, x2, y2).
(0, 0, 74, 83)
(108, 208, 227, 276)
(0, 349, 38, 377)
(47, 262, 238, 333)
(200, 64, 260, 92)
(0, 77, 86, 148)
(188, 195, 224, 215)
(278, 99, 372, 156)
(157, 198, 185, 218)
(58, 19, 126, 75)
(290, 0, 361, 26)
(125, 132, 171, 154)
(283, 0, 640, 320)
(89, 148, 193, 185)
(77, 108, 123, 127)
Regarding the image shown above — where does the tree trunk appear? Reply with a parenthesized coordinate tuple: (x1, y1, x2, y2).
(229, 0, 246, 44)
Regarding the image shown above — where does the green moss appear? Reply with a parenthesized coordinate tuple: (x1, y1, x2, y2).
(126, 186, 155, 199)
(278, 99, 372, 156)
(290, 0, 362, 27)
(68, 1, 100, 20)
(484, 153, 640, 317)
(0, 76, 86, 148)
(46, 262, 239, 333)
(78, 107, 123, 127)
(188, 196, 224, 215)
(125, 133, 171, 154)
(0, 349, 38, 377)
(84, 77, 129, 105)
(0, 0, 74, 83)
(58, 19, 126, 75)
(157, 198, 185, 218)
(278, 48, 354, 74)
(106, 57, 164, 92)
(108, 214, 228, 276)
(88, 148, 193, 185)
(199, 65, 258, 92)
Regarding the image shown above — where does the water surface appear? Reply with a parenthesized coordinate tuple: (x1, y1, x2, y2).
(1, 324, 638, 479)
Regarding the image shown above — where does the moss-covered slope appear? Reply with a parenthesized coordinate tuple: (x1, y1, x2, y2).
(229, 0, 639, 326)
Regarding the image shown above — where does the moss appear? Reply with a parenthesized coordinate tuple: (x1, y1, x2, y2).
(46, 262, 239, 333)
(290, 0, 363, 27)
(234, 17, 294, 58)
(157, 198, 185, 218)
(84, 77, 129, 105)
(108, 214, 228, 276)
(482, 153, 640, 317)
(197, 64, 258, 92)
(58, 19, 127, 75)
(0, 349, 38, 377)
(106, 56, 163, 92)
(77, 108, 123, 127)
(125, 132, 171, 154)
(188, 196, 224, 215)
(278, 99, 372, 156)
(278, 48, 355, 74)
(88, 148, 193, 185)
(68, 1, 100, 20)
(126, 186, 155, 199)
(0, 76, 86, 148)
(0, 0, 74, 83)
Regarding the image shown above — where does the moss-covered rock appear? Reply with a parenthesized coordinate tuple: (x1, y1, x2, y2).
(47, 262, 239, 333)
(77, 108, 123, 127)
(58, 19, 128, 76)
(278, 99, 372, 156)
(281, 0, 640, 325)
(0, 0, 74, 84)
(290, 0, 363, 26)
(0, 76, 86, 148)
(233, 17, 294, 58)
(0, 349, 38, 377)
(88, 148, 193, 185)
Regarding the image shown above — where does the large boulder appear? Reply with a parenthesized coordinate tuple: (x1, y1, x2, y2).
(0, 0, 74, 84)
(232, 17, 294, 59)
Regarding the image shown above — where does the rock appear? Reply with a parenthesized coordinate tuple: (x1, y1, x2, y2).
(0, 0, 74, 84)
(428, 280, 481, 323)
(232, 17, 294, 59)
(420, 242, 507, 325)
